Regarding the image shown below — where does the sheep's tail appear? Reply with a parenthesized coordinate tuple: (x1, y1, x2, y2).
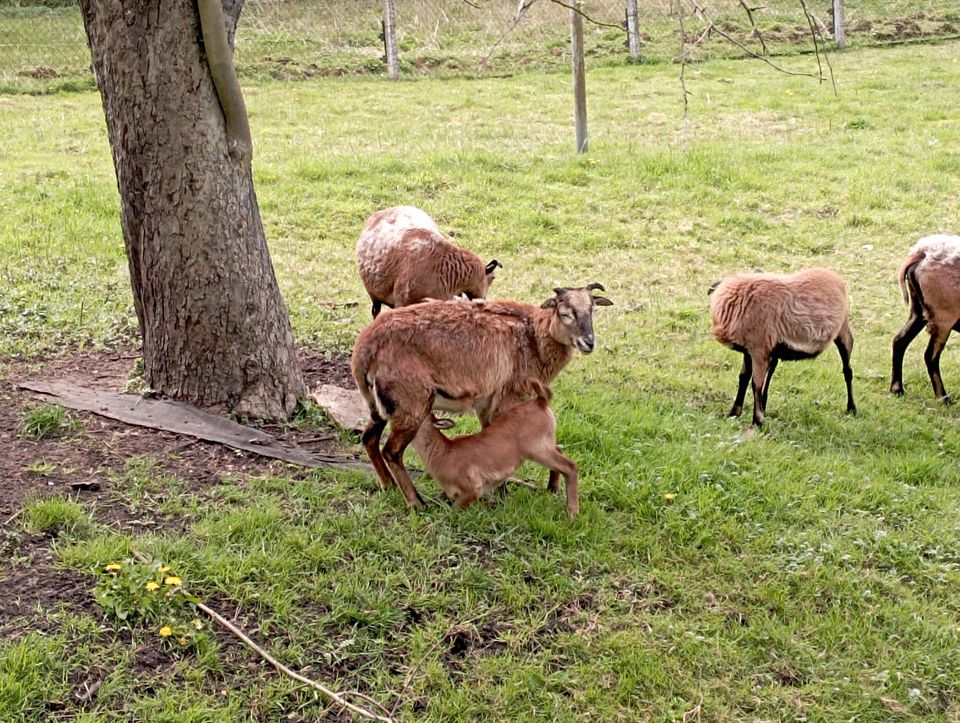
(528, 378, 553, 405)
(897, 248, 925, 306)
(351, 340, 381, 419)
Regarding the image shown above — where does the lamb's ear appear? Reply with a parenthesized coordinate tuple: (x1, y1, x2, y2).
(431, 417, 456, 430)
(485, 259, 501, 276)
(592, 296, 614, 307)
(707, 280, 721, 296)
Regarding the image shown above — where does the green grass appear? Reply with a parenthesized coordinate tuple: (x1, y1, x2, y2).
(2, 40, 960, 720)
(22, 494, 92, 537)
(18, 401, 76, 439)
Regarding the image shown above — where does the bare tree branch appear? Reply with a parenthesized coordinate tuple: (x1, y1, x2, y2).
(682, 0, 829, 81)
(798, 0, 838, 94)
(543, 0, 625, 31)
(476, 0, 537, 74)
(738, 0, 768, 55)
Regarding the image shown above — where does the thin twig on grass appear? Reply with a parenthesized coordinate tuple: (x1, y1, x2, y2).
(130, 550, 396, 723)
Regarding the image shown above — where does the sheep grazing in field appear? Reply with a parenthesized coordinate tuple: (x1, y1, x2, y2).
(412, 379, 579, 519)
(709, 268, 856, 426)
(356, 205, 501, 318)
(891, 234, 960, 402)
(351, 284, 613, 510)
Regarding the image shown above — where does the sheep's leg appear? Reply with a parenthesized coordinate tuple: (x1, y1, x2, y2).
(531, 447, 579, 519)
(750, 354, 770, 426)
(370, 299, 382, 318)
(761, 356, 779, 409)
(924, 325, 952, 403)
(835, 324, 856, 415)
(360, 414, 395, 490)
(891, 306, 925, 395)
(382, 424, 427, 509)
(729, 352, 752, 418)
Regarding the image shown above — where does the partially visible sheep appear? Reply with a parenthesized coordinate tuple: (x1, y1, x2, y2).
(356, 205, 501, 317)
(891, 234, 960, 401)
(709, 268, 856, 426)
(412, 379, 579, 519)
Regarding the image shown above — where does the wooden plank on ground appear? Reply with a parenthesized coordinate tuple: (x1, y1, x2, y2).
(17, 380, 370, 472)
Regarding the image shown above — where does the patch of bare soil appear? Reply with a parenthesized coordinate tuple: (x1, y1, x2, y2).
(0, 347, 357, 642)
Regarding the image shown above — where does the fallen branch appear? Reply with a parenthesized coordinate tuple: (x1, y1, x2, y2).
(130, 549, 396, 723)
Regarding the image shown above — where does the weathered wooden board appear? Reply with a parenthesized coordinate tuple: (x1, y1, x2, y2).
(18, 380, 370, 472)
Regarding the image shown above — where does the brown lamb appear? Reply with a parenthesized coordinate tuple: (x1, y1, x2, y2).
(351, 284, 612, 509)
(709, 267, 855, 426)
(356, 205, 500, 317)
(412, 380, 579, 519)
(891, 234, 960, 401)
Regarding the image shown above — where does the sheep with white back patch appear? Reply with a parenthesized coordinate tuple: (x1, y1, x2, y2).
(891, 234, 960, 402)
(709, 267, 856, 426)
(356, 205, 500, 317)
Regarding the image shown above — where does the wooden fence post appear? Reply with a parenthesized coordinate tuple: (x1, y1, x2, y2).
(832, 0, 846, 49)
(625, 0, 641, 61)
(382, 0, 399, 79)
(570, 1, 587, 153)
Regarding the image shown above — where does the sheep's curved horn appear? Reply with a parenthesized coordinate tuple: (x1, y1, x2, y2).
(585, 282, 606, 292)
(485, 259, 502, 274)
(553, 287, 567, 295)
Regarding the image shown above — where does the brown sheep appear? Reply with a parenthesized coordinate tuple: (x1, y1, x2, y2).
(412, 380, 579, 518)
(356, 205, 500, 317)
(891, 234, 960, 402)
(709, 268, 855, 426)
(351, 284, 613, 509)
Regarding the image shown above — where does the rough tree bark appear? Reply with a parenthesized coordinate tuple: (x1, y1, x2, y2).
(79, 0, 304, 418)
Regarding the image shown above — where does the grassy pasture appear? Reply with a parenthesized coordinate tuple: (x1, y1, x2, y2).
(2, 40, 960, 720)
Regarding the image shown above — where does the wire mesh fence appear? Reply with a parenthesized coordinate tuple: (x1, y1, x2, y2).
(0, 1, 957, 92)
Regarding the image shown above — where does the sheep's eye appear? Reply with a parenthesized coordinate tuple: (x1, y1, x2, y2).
(560, 310, 574, 320)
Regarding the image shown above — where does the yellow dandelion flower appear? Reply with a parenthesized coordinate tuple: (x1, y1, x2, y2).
(104, 563, 122, 572)
(159, 626, 173, 637)
(158, 565, 170, 573)
(164, 576, 182, 586)
(192, 619, 203, 630)
(662, 492, 677, 501)
(145, 581, 160, 591)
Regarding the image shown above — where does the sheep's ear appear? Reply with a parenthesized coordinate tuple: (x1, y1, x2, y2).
(707, 280, 721, 296)
(592, 296, 613, 307)
(485, 259, 501, 276)
(541, 297, 559, 309)
(431, 417, 456, 430)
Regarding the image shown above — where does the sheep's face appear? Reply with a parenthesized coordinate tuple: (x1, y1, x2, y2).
(542, 283, 613, 353)
(461, 259, 501, 301)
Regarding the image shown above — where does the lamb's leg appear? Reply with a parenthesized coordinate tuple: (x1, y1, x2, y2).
(890, 304, 925, 395)
(924, 324, 952, 403)
(360, 414, 395, 490)
(729, 352, 752, 417)
(370, 299, 382, 318)
(532, 447, 579, 519)
(835, 322, 856, 414)
(761, 356, 779, 410)
(750, 353, 770, 426)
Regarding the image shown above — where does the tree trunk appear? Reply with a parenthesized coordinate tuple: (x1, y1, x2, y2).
(382, 0, 399, 80)
(625, 0, 641, 61)
(79, 0, 304, 418)
(570, 1, 588, 153)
